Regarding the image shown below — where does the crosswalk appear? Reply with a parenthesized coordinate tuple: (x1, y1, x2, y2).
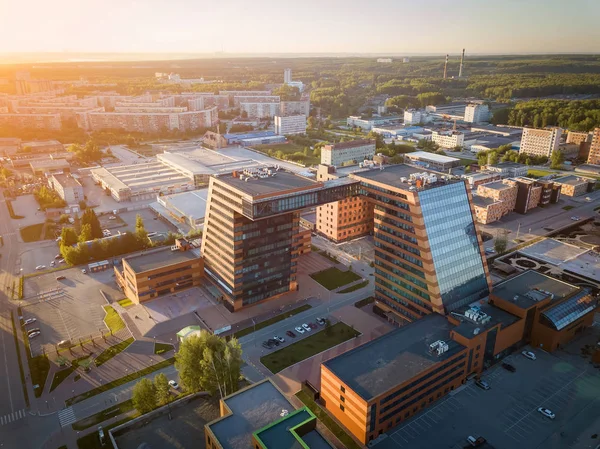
(0, 409, 27, 426)
(58, 407, 77, 427)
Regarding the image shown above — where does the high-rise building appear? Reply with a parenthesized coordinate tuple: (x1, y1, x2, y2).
(284, 68, 292, 84)
(464, 103, 490, 123)
(588, 128, 600, 165)
(280, 97, 310, 116)
(519, 127, 562, 158)
(274, 114, 307, 135)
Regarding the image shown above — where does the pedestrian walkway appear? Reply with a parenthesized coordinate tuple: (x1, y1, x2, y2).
(58, 407, 77, 427)
(0, 409, 27, 426)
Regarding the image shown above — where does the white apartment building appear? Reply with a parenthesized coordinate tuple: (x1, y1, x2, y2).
(274, 115, 307, 135)
(284, 68, 292, 84)
(48, 173, 83, 205)
(404, 109, 431, 125)
(280, 99, 310, 116)
(321, 139, 376, 167)
(432, 130, 465, 149)
(239, 102, 280, 119)
(519, 127, 562, 158)
(464, 104, 490, 124)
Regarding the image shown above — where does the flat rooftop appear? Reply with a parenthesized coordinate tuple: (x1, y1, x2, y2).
(159, 189, 208, 221)
(453, 301, 521, 339)
(553, 175, 592, 186)
(22, 140, 62, 147)
(472, 195, 499, 207)
(488, 162, 527, 170)
(406, 151, 460, 163)
(323, 313, 465, 401)
(124, 247, 201, 273)
(351, 164, 457, 192)
(254, 408, 333, 449)
(491, 270, 580, 310)
(52, 173, 81, 188)
(208, 381, 294, 449)
(325, 139, 374, 150)
(218, 170, 317, 198)
(29, 158, 69, 168)
(479, 180, 513, 190)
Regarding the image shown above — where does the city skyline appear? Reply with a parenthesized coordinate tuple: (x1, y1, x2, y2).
(1, 0, 599, 56)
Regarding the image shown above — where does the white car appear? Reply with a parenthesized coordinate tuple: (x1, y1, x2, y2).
(108, 216, 117, 220)
(537, 407, 555, 419)
(28, 331, 41, 339)
(295, 326, 305, 334)
(274, 336, 285, 343)
(35, 265, 46, 270)
(571, 216, 580, 221)
(23, 318, 36, 326)
(81, 269, 87, 274)
(50, 261, 55, 266)
(302, 323, 311, 332)
(316, 317, 326, 325)
(522, 350, 536, 360)
(168, 380, 179, 390)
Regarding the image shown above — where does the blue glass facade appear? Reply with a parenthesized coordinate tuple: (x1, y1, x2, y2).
(419, 183, 489, 312)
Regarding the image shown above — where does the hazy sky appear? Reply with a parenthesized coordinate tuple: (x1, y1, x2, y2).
(1, 0, 599, 54)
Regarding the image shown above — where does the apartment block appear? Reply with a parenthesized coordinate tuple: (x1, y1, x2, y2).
(519, 127, 562, 158)
(431, 130, 464, 149)
(280, 97, 310, 116)
(464, 103, 490, 124)
(566, 130, 592, 146)
(317, 196, 373, 243)
(48, 173, 83, 204)
(239, 101, 280, 119)
(588, 128, 600, 165)
(320, 139, 376, 167)
(114, 240, 203, 304)
(0, 113, 61, 130)
(232, 95, 279, 108)
(274, 114, 306, 135)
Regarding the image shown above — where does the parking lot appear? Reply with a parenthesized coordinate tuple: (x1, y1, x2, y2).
(118, 208, 175, 235)
(373, 346, 600, 449)
(21, 267, 124, 356)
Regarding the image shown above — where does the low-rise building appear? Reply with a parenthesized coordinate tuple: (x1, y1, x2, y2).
(21, 140, 64, 154)
(320, 139, 376, 167)
(114, 240, 204, 304)
(553, 175, 597, 197)
(274, 114, 307, 135)
(346, 115, 401, 131)
(404, 151, 461, 171)
(485, 161, 529, 178)
(29, 158, 70, 175)
(431, 130, 464, 149)
(462, 171, 502, 190)
(48, 173, 83, 205)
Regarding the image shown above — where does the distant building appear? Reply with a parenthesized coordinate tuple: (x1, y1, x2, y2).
(432, 130, 464, 149)
(21, 140, 64, 154)
(320, 139, 376, 167)
(485, 161, 529, 178)
(566, 130, 591, 146)
(588, 128, 600, 165)
(404, 151, 461, 171)
(239, 101, 280, 119)
(404, 109, 429, 125)
(274, 115, 306, 135)
(284, 68, 292, 84)
(519, 127, 562, 158)
(553, 175, 597, 197)
(346, 115, 401, 131)
(280, 97, 310, 116)
(48, 173, 83, 205)
(464, 103, 490, 124)
(377, 58, 393, 63)
(0, 113, 61, 130)
(114, 240, 204, 304)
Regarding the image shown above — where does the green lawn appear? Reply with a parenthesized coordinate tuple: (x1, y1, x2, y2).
(95, 337, 134, 367)
(117, 298, 133, 308)
(260, 323, 360, 374)
(103, 305, 125, 334)
(339, 280, 369, 293)
(527, 169, 556, 178)
(19, 223, 45, 242)
(253, 142, 320, 166)
(49, 366, 76, 392)
(296, 390, 362, 449)
(72, 399, 136, 431)
(310, 267, 361, 290)
(354, 296, 375, 308)
(233, 304, 312, 339)
(154, 342, 174, 355)
(562, 205, 575, 211)
(67, 357, 175, 406)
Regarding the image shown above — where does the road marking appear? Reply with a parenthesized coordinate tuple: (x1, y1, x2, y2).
(58, 407, 77, 427)
(0, 409, 26, 426)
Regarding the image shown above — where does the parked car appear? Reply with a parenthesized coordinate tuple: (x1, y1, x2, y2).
(98, 426, 105, 446)
(274, 336, 285, 343)
(54, 254, 62, 260)
(466, 436, 486, 447)
(81, 269, 87, 274)
(295, 326, 305, 334)
(308, 322, 318, 329)
(485, 248, 496, 254)
(27, 328, 40, 336)
(502, 362, 516, 372)
(286, 330, 296, 338)
(316, 317, 326, 325)
(58, 259, 65, 264)
(56, 275, 66, 281)
(268, 338, 280, 346)
(22, 318, 36, 326)
(28, 331, 41, 339)
(302, 323, 311, 332)
(475, 379, 490, 390)
(262, 341, 273, 349)
(537, 407, 555, 419)
(35, 265, 46, 270)
(168, 380, 180, 390)
(571, 216, 580, 221)
(522, 350, 536, 360)
(57, 339, 71, 348)
(50, 261, 55, 266)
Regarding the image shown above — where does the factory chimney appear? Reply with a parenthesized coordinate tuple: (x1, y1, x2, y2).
(458, 48, 465, 78)
(443, 54, 449, 79)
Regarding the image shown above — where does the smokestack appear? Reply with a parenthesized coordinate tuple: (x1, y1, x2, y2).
(459, 48, 465, 78)
(443, 54, 449, 79)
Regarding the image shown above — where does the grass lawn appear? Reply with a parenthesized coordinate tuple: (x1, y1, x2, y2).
(527, 169, 556, 178)
(49, 366, 76, 392)
(76, 417, 131, 449)
(562, 205, 575, 211)
(339, 280, 369, 293)
(253, 142, 320, 166)
(95, 337, 134, 367)
(233, 304, 312, 339)
(72, 399, 136, 431)
(19, 223, 45, 242)
(260, 323, 360, 374)
(310, 267, 361, 291)
(117, 298, 133, 308)
(67, 357, 175, 406)
(154, 342, 174, 355)
(103, 305, 125, 334)
(296, 391, 362, 449)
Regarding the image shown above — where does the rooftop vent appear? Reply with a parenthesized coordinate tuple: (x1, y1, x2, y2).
(280, 409, 289, 417)
(428, 340, 449, 356)
(465, 307, 491, 325)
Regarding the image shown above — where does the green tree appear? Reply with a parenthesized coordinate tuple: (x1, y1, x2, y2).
(477, 151, 489, 166)
(79, 224, 92, 243)
(135, 214, 148, 243)
(60, 227, 78, 247)
(132, 378, 157, 415)
(175, 331, 242, 397)
(550, 150, 564, 169)
(488, 151, 499, 165)
(307, 116, 317, 129)
(154, 373, 171, 407)
(494, 230, 508, 254)
(312, 147, 321, 158)
(81, 209, 102, 239)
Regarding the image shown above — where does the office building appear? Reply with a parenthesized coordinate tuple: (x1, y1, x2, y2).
(519, 127, 562, 158)
(431, 130, 464, 149)
(274, 114, 306, 135)
(346, 115, 402, 131)
(404, 151, 461, 171)
(552, 175, 597, 197)
(0, 113, 61, 130)
(284, 68, 292, 84)
(280, 97, 310, 116)
(48, 173, 83, 205)
(114, 240, 203, 304)
(588, 128, 600, 165)
(320, 139, 376, 167)
(464, 104, 490, 124)
(205, 379, 334, 449)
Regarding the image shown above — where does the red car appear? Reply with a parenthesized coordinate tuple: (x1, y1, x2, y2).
(286, 330, 296, 338)
(308, 322, 318, 329)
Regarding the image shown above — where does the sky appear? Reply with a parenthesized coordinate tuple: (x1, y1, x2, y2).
(1, 0, 599, 55)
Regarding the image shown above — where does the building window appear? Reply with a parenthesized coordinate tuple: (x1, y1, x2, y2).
(475, 353, 480, 359)
(476, 344, 481, 350)
(340, 396, 345, 402)
(405, 412, 410, 418)
(340, 404, 345, 412)
(340, 386, 345, 393)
